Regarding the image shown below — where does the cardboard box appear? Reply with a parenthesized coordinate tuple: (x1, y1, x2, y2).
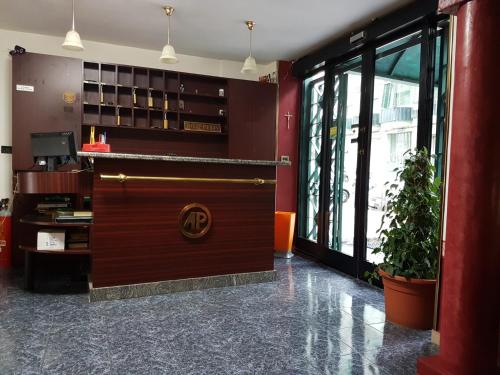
(37, 230, 65, 251)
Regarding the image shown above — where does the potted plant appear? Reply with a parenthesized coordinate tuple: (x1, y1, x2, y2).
(368, 148, 441, 330)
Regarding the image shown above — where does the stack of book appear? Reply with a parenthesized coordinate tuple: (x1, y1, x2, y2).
(36, 197, 71, 217)
(55, 211, 93, 223)
(66, 230, 89, 250)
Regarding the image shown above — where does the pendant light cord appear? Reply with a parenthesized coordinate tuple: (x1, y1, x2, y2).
(167, 14, 171, 45)
(249, 28, 253, 57)
(72, 0, 76, 31)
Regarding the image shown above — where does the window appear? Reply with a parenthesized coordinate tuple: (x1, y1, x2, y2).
(389, 132, 412, 164)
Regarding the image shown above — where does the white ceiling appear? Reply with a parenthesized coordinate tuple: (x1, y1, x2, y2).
(0, 0, 413, 63)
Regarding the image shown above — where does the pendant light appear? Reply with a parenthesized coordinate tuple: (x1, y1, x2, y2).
(241, 21, 257, 74)
(62, 0, 84, 51)
(160, 6, 178, 64)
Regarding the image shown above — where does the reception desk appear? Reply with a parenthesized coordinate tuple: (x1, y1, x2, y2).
(78, 152, 290, 300)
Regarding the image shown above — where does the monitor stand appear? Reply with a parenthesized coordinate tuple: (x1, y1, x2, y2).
(35, 156, 59, 172)
(46, 157, 57, 172)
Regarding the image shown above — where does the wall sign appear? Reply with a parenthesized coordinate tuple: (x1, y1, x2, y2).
(179, 203, 212, 239)
(63, 92, 76, 104)
(16, 84, 34, 92)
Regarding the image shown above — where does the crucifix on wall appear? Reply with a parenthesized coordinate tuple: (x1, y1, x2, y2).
(284, 111, 293, 130)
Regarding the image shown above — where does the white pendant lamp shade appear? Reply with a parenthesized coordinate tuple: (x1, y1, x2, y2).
(62, 0, 84, 51)
(241, 21, 257, 74)
(241, 56, 257, 74)
(160, 44, 178, 64)
(62, 30, 84, 51)
(160, 6, 178, 64)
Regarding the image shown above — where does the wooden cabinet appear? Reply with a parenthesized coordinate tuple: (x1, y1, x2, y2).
(227, 80, 277, 160)
(12, 53, 277, 163)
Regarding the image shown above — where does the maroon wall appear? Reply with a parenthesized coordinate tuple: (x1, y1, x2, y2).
(418, 0, 500, 374)
(276, 61, 300, 213)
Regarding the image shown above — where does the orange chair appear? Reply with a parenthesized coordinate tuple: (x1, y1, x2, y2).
(274, 211, 296, 258)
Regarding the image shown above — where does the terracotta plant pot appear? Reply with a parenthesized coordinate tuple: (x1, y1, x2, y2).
(379, 269, 436, 330)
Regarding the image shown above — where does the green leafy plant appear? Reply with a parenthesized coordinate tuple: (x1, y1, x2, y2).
(367, 148, 441, 282)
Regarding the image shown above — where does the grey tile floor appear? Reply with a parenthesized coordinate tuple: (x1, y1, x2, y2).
(0, 256, 437, 375)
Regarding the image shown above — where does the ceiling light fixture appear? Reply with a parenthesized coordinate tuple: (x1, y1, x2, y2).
(160, 6, 178, 64)
(62, 0, 84, 51)
(241, 20, 257, 74)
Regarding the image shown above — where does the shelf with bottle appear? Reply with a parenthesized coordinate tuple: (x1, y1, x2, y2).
(83, 103, 99, 125)
(83, 83, 100, 105)
(82, 123, 228, 136)
(83, 61, 99, 82)
(179, 74, 227, 101)
(116, 107, 132, 127)
(179, 111, 227, 119)
(134, 67, 149, 89)
(179, 91, 227, 101)
(101, 64, 116, 85)
(149, 69, 164, 91)
(101, 106, 116, 126)
(100, 84, 116, 106)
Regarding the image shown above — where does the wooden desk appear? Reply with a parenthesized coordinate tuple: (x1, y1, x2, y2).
(80, 152, 290, 293)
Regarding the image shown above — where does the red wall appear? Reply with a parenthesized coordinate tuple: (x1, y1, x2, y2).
(418, 0, 500, 374)
(276, 61, 301, 213)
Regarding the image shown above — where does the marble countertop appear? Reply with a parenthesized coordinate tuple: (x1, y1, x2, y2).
(77, 151, 291, 167)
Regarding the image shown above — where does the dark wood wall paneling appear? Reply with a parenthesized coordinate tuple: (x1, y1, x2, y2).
(12, 53, 82, 171)
(228, 80, 277, 161)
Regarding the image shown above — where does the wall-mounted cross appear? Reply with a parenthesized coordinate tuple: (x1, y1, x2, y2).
(285, 111, 293, 130)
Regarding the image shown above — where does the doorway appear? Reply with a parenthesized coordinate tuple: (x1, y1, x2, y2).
(297, 22, 448, 280)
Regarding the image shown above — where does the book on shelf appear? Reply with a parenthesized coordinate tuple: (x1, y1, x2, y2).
(55, 210, 93, 220)
(67, 242, 89, 250)
(55, 216, 92, 223)
(37, 202, 70, 209)
(67, 233, 89, 243)
(73, 211, 93, 217)
(36, 197, 72, 216)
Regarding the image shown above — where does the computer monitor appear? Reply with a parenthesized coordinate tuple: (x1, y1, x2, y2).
(31, 131, 77, 171)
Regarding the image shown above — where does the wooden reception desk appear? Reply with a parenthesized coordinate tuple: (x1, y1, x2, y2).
(78, 152, 289, 300)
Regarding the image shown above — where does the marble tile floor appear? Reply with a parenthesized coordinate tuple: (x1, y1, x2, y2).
(0, 256, 437, 375)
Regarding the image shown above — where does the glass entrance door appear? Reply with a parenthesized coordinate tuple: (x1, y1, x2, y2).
(365, 35, 422, 264)
(328, 59, 362, 261)
(296, 23, 448, 280)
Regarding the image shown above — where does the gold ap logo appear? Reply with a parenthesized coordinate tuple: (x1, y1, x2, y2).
(179, 203, 212, 239)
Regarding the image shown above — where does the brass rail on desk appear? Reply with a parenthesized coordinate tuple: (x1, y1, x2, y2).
(100, 173, 276, 185)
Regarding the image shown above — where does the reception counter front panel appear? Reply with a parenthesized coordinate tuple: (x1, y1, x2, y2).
(87, 153, 288, 288)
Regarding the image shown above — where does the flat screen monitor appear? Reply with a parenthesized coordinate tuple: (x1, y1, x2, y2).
(31, 131, 77, 171)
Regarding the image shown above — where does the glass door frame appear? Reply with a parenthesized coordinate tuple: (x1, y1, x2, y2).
(296, 18, 448, 281)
